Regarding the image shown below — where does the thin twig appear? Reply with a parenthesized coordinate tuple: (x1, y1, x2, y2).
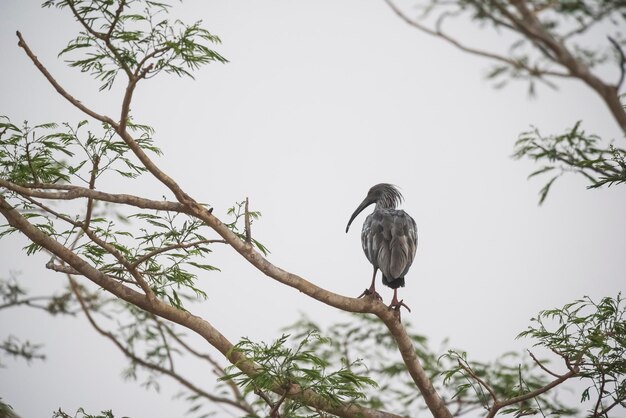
(485, 368, 579, 418)
(244, 197, 251, 243)
(527, 349, 561, 378)
(457, 360, 499, 404)
(130, 239, 226, 269)
(83, 155, 99, 230)
(65, 0, 133, 79)
(0, 296, 61, 313)
(608, 36, 626, 90)
(67, 277, 249, 413)
(152, 315, 175, 372)
(162, 323, 253, 411)
(383, 0, 569, 79)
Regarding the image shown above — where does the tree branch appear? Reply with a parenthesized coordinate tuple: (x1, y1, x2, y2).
(384, 0, 570, 79)
(130, 239, 227, 269)
(505, 0, 626, 134)
(162, 323, 252, 410)
(458, 360, 498, 404)
(0, 195, 406, 418)
(0, 179, 186, 212)
(65, 0, 133, 79)
(608, 36, 626, 91)
(15, 31, 116, 127)
(83, 155, 99, 230)
(527, 349, 561, 378)
(68, 276, 250, 413)
(485, 367, 579, 418)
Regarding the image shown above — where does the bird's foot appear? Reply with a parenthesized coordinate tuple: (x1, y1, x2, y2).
(358, 288, 383, 301)
(389, 299, 411, 313)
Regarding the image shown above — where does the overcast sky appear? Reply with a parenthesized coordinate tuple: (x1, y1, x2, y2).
(1, 1, 625, 417)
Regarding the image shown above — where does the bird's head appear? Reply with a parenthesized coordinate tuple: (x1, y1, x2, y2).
(345, 183, 403, 233)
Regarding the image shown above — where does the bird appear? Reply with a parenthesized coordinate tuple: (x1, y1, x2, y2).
(345, 183, 417, 312)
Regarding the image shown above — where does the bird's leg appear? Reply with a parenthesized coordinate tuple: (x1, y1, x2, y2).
(358, 267, 382, 301)
(389, 289, 411, 312)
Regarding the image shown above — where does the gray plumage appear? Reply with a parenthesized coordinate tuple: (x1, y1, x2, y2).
(346, 183, 417, 309)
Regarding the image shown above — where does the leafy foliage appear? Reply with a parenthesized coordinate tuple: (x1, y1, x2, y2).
(513, 121, 626, 203)
(43, 0, 227, 90)
(442, 350, 577, 417)
(519, 293, 626, 417)
(223, 331, 377, 417)
(394, 1, 626, 200)
(0, 335, 46, 365)
(225, 200, 270, 256)
(0, 399, 19, 418)
(1, 1, 625, 417)
(285, 314, 577, 417)
(0, 119, 72, 185)
(412, 0, 626, 93)
(0, 273, 98, 366)
(53, 407, 125, 418)
(0, 117, 160, 188)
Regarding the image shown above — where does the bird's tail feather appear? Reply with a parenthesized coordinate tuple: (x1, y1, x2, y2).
(382, 275, 405, 289)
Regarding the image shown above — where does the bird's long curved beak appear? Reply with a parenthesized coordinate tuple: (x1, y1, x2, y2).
(345, 199, 373, 233)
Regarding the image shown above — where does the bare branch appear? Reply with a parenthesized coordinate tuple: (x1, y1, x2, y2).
(527, 349, 561, 378)
(0, 295, 62, 313)
(608, 36, 626, 91)
(15, 31, 116, 127)
(162, 324, 253, 410)
(0, 179, 186, 212)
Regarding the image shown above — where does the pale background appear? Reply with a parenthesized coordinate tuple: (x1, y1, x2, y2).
(0, 1, 625, 417)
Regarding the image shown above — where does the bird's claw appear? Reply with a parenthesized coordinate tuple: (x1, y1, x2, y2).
(358, 288, 383, 301)
(389, 299, 411, 313)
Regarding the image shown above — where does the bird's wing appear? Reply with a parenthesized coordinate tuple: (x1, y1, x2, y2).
(387, 210, 417, 278)
(362, 210, 417, 279)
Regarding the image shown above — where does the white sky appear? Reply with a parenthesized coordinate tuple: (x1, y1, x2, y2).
(1, 1, 625, 417)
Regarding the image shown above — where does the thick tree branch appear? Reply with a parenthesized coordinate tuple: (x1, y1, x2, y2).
(114, 129, 195, 205)
(0, 195, 406, 418)
(505, 0, 626, 134)
(19, 193, 155, 299)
